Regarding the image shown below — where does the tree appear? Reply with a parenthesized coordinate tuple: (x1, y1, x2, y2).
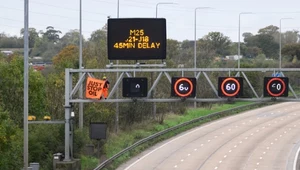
(0, 107, 22, 170)
(42, 26, 62, 43)
(258, 25, 280, 44)
(282, 30, 299, 45)
(166, 39, 181, 66)
(256, 34, 279, 59)
(20, 28, 39, 48)
(202, 32, 231, 57)
(282, 43, 300, 61)
(0, 56, 47, 126)
(60, 29, 82, 47)
(52, 45, 79, 71)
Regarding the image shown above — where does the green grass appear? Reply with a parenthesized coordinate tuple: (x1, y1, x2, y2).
(90, 101, 264, 170)
(81, 155, 99, 170)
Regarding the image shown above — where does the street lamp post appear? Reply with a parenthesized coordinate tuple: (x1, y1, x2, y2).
(79, 0, 83, 129)
(238, 12, 252, 76)
(194, 7, 211, 72)
(24, 0, 29, 168)
(279, 18, 293, 70)
(194, 7, 211, 108)
(154, 2, 176, 116)
(115, 0, 120, 133)
(156, 2, 176, 18)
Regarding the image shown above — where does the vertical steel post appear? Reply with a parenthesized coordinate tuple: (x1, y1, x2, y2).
(64, 69, 71, 161)
(115, 0, 120, 133)
(79, 0, 83, 129)
(23, 0, 29, 168)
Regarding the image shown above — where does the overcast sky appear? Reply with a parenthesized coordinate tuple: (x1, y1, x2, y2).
(1, 0, 300, 42)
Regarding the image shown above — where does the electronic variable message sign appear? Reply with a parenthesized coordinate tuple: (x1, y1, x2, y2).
(218, 77, 243, 97)
(264, 77, 289, 97)
(107, 18, 166, 60)
(171, 77, 196, 98)
(122, 77, 148, 97)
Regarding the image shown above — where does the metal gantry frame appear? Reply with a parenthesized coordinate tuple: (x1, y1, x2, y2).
(63, 67, 300, 161)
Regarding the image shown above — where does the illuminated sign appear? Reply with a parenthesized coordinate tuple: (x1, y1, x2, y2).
(263, 77, 289, 97)
(107, 18, 166, 60)
(218, 77, 243, 97)
(122, 77, 148, 97)
(171, 77, 196, 98)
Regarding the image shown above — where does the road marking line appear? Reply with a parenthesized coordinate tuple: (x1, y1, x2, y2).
(293, 144, 300, 170)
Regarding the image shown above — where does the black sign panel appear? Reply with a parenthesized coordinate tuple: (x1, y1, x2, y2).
(90, 122, 107, 140)
(218, 77, 243, 97)
(171, 77, 196, 98)
(107, 18, 166, 60)
(264, 77, 289, 97)
(122, 77, 148, 97)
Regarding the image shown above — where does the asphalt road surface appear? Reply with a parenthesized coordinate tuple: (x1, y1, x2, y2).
(117, 102, 300, 170)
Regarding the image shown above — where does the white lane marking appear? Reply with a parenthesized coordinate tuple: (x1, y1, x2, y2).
(229, 150, 232, 153)
(234, 145, 237, 148)
(215, 167, 218, 169)
(224, 155, 227, 158)
(263, 152, 266, 154)
(271, 142, 273, 145)
(257, 162, 260, 165)
(174, 165, 177, 168)
(293, 145, 300, 170)
(181, 159, 184, 162)
(222, 132, 225, 135)
(239, 141, 243, 144)
(219, 160, 222, 163)
(275, 138, 278, 141)
(260, 157, 263, 159)
(245, 137, 248, 140)
(194, 148, 197, 151)
(124, 111, 250, 170)
(188, 154, 190, 156)
(208, 140, 211, 142)
(266, 147, 270, 150)
(215, 136, 218, 138)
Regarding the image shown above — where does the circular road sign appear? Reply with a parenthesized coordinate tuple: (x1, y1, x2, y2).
(266, 77, 286, 97)
(221, 78, 241, 97)
(174, 78, 194, 97)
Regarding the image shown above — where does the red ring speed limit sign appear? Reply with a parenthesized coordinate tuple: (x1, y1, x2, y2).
(218, 77, 243, 97)
(264, 77, 289, 97)
(171, 77, 196, 98)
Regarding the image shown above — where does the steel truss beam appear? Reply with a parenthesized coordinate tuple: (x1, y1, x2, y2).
(64, 67, 300, 161)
